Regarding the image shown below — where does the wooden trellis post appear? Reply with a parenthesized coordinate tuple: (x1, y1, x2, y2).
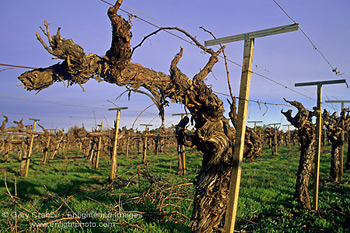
(268, 123, 281, 155)
(140, 124, 152, 163)
(173, 113, 189, 175)
(41, 128, 54, 165)
(283, 124, 293, 150)
(248, 120, 263, 140)
(108, 107, 128, 182)
(283, 124, 292, 137)
(247, 120, 263, 132)
(93, 122, 104, 169)
(125, 134, 130, 158)
(50, 133, 64, 159)
(205, 23, 299, 232)
(295, 79, 346, 210)
(24, 118, 40, 177)
(324, 100, 350, 182)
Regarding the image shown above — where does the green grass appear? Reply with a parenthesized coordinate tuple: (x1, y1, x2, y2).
(237, 145, 350, 232)
(0, 144, 349, 232)
(0, 148, 199, 233)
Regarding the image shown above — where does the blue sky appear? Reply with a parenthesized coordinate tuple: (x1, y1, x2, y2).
(1, 0, 349, 131)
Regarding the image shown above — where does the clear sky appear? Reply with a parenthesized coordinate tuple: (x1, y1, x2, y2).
(1, 0, 349, 132)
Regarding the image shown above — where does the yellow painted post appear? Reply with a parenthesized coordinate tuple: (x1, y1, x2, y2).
(143, 136, 148, 163)
(224, 38, 254, 232)
(340, 102, 344, 182)
(125, 135, 130, 158)
(314, 84, 323, 211)
(181, 144, 186, 174)
(94, 122, 103, 169)
(108, 107, 128, 182)
(283, 124, 292, 151)
(283, 124, 291, 143)
(42, 134, 51, 165)
(172, 113, 189, 175)
(205, 23, 300, 232)
(24, 118, 40, 177)
(140, 124, 152, 163)
(248, 120, 263, 132)
(295, 79, 346, 210)
(50, 134, 64, 160)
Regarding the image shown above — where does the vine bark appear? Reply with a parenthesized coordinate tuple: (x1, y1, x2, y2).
(17, 1, 237, 231)
(281, 98, 317, 209)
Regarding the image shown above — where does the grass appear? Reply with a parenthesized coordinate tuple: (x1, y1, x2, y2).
(0, 144, 349, 232)
(238, 145, 350, 232)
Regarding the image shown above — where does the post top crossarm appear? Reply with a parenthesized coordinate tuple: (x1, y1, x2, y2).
(248, 121, 263, 123)
(172, 113, 189, 116)
(325, 100, 350, 103)
(295, 79, 346, 87)
(205, 23, 299, 46)
(29, 118, 40, 121)
(268, 123, 281, 127)
(108, 107, 128, 111)
(140, 124, 152, 126)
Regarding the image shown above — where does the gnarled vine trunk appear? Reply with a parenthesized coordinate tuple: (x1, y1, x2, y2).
(346, 136, 350, 170)
(228, 97, 262, 161)
(17, 1, 237, 231)
(323, 109, 350, 182)
(330, 142, 341, 181)
(281, 98, 317, 209)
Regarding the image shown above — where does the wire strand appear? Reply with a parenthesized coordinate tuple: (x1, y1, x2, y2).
(98, 0, 320, 102)
(0, 95, 106, 110)
(272, 0, 346, 79)
(1, 1, 337, 111)
(0, 63, 37, 70)
(0, 1, 319, 104)
(105, 0, 339, 108)
(100, 0, 194, 45)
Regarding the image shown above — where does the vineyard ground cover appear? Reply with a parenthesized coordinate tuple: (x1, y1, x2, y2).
(0, 144, 349, 232)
